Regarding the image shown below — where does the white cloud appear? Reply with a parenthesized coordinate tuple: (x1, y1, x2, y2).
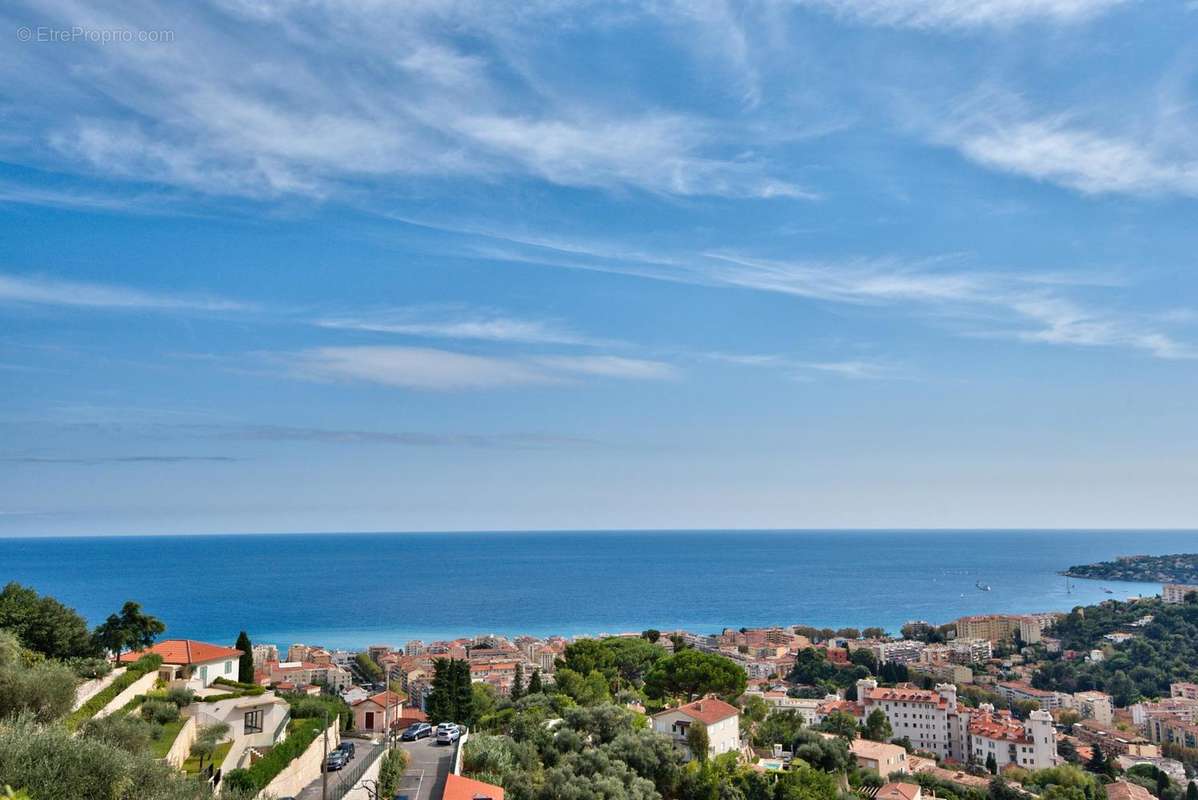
(315, 307, 607, 346)
(951, 117, 1198, 196)
(0, 273, 250, 312)
(704, 351, 899, 379)
(796, 0, 1130, 29)
(281, 345, 679, 390)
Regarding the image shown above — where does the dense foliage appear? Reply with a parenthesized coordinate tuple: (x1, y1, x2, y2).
(65, 653, 163, 732)
(428, 658, 476, 725)
(643, 650, 747, 702)
(0, 583, 94, 661)
(222, 717, 324, 794)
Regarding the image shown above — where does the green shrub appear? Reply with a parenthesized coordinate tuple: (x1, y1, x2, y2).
(80, 713, 158, 754)
(0, 659, 77, 723)
(140, 698, 180, 725)
(67, 657, 113, 680)
(227, 717, 327, 792)
(165, 687, 195, 708)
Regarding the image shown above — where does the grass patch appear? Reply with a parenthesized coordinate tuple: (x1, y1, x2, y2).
(183, 741, 232, 774)
(150, 718, 188, 759)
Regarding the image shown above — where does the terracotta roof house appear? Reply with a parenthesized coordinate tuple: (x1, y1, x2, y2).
(352, 690, 405, 734)
(1106, 781, 1156, 800)
(443, 774, 504, 800)
(119, 639, 244, 690)
(876, 782, 923, 800)
(851, 739, 909, 775)
(652, 697, 741, 761)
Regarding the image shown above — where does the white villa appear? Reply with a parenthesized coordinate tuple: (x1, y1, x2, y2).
(652, 697, 741, 760)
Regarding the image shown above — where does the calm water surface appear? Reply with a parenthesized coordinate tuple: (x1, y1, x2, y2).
(2, 530, 1194, 649)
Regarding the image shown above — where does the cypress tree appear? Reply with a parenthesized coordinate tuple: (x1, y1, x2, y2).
(234, 631, 253, 683)
(512, 662, 525, 700)
(528, 669, 543, 695)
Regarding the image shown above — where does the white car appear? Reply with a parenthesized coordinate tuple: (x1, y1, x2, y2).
(436, 724, 461, 744)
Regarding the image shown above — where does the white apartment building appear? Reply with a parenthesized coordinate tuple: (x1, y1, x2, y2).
(874, 640, 928, 665)
(1163, 584, 1198, 604)
(969, 706, 1058, 770)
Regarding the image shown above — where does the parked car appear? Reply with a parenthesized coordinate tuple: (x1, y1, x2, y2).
(336, 741, 355, 760)
(436, 724, 461, 745)
(323, 751, 348, 772)
(401, 722, 432, 741)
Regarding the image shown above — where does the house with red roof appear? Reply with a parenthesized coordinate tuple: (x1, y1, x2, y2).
(119, 638, 244, 690)
(651, 696, 741, 760)
(352, 689, 405, 734)
(443, 773, 504, 800)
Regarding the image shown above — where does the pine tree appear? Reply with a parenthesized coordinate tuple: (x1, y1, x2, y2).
(512, 662, 525, 700)
(234, 631, 253, 684)
(1087, 744, 1108, 776)
(528, 669, 543, 695)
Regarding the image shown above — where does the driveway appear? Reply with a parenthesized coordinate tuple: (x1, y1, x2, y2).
(395, 735, 455, 800)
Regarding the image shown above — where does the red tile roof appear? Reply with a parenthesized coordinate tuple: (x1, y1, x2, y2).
(118, 639, 242, 666)
(655, 696, 739, 725)
(867, 687, 948, 709)
(352, 690, 405, 708)
(443, 774, 505, 800)
(1106, 782, 1155, 800)
(968, 710, 1030, 744)
(877, 783, 921, 800)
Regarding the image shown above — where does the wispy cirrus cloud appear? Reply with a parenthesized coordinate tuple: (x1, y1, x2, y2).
(0, 273, 251, 312)
(316, 307, 609, 346)
(2, 455, 241, 465)
(704, 352, 901, 379)
(277, 346, 679, 391)
(795, 0, 1131, 29)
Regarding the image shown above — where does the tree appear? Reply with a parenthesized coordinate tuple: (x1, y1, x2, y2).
(862, 627, 887, 639)
(754, 709, 805, 747)
(511, 662, 525, 700)
(1086, 744, 1109, 776)
(0, 583, 94, 660)
(644, 650, 746, 702)
(986, 752, 998, 775)
(554, 668, 611, 706)
(528, 669, 543, 695)
(686, 722, 710, 763)
(818, 710, 859, 741)
(234, 631, 254, 683)
(741, 695, 768, 727)
(0, 634, 77, 723)
(378, 748, 409, 798)
(642, 629, 661, 643)
(190, 722, 230, 773)
(92, 602, 165, 658)
(863, 708, 892, 742)
(427, 658, 474, 724)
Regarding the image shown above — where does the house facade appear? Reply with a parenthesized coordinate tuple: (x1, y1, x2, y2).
(652, 697, 740, 760)
(119, 639, 244, 691)
(352, 690, 405, 733)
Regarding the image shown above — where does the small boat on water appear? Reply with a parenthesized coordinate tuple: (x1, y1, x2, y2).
(976, 581, 992, 592)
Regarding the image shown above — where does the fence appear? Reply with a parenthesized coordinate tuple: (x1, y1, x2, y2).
(327, 745, 387, 800)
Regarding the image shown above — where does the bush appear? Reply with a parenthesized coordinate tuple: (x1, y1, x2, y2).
(0, 659, 78, 723)
(226, 717, 325, 792)
(64, 654, 163, 732)
(140, 698, 180, 725)
(378, 748, 409, 798)
(165, 686, 195, 708)
(80, 713, 158, 754)
(283, 693, 353, 730)
(68, 657, 113, 680)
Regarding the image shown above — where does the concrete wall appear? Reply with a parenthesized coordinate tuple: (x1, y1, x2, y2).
(163, 715, 198, 769)
(257, 719, 340, 800)
(74, 667, 127, 711)
(95, 670, 159, 719)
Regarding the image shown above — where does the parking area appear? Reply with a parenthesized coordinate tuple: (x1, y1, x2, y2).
(396, 735, 456, 800)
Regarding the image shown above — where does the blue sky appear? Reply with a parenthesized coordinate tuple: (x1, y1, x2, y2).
(1, 0, 1197, 535)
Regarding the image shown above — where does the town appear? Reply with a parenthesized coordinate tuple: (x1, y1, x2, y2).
(5, 581, 1198, 800)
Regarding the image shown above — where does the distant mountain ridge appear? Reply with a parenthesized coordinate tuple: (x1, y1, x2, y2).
(1063, 553, 1198, 584)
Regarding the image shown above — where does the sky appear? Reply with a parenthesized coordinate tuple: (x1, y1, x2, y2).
(1, 0, 1197, 536)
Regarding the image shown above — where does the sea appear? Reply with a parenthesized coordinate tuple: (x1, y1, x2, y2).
(2, 530, 1196, 651)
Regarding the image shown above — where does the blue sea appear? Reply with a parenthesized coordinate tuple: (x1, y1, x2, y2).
(2, 530, 1196, 650)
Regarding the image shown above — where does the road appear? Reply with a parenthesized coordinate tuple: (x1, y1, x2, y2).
(395, 736, 455, 800)
(290, 735, 454, 800)
(294, 738, 383, 800)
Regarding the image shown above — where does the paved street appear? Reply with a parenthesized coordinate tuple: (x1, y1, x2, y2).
(294, 737, 383, 800)
(395, 736, 455, 800)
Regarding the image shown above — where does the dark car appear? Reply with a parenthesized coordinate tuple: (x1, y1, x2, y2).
(323, 751, 348, 772)
(337, 741, 356, 760)
(401, 722, 432, 741)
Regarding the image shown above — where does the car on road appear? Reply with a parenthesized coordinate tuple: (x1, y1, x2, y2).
(336, 741, 355, 760)
(401, 722, 432, 741)
(436, 723, 462, 744)
(323, 751, 348, 771)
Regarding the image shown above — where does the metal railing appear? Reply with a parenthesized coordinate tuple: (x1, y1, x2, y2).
(327, 745, 386, 800)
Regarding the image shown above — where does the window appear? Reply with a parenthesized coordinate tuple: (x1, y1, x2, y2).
(225, 660, 233, 674)
(245, 709, 263, 734)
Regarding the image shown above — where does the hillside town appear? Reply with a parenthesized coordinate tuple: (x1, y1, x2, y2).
(5, 580, 1198, 800)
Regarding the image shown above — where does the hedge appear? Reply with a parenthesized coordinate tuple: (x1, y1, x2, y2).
(221, 717, 327, 793)
(65, 654, 163, 732)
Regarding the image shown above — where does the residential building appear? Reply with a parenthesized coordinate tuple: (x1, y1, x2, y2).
(352, 690, 405, 733)
(1171, 682, 1198, 700)
(1115, 755, 1187, 786)
(1074, 719, 1158, 757)
(1163, 584, 1198, 604)
(876, 782, 923, 800)
(873, 640, 927, 665)
(1106, 781, 1156, 800)
(1065, 691, 1114, 725)
(652, 697, 741, 761)
(443, 774, 504, 800)
(956, 615, 1022, 644)
(967, 707, 1058, 770)
(251, 643, 279, 665)
(947, 638, 992, 665)
(119, 639, 243, 690)
(995, 681, 1060, 710)
(850, 739, 909, 775)
(856, 680, 966, 761)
